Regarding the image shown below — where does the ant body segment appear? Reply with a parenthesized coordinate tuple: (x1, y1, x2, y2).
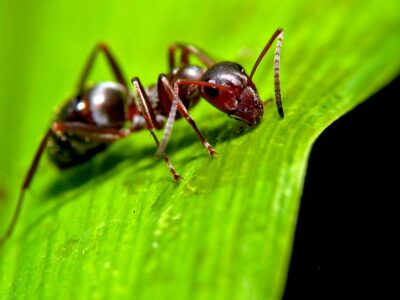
(0, 28, 284, 246)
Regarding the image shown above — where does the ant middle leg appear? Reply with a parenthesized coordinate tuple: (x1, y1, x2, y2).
(51, 122, 132, 142)
(52, 118, 181, 182)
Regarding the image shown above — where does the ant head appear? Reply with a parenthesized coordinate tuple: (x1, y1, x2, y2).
(199, 62, 263, 125)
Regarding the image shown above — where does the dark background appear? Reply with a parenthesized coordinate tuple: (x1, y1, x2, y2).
(283, 76, 398, 299)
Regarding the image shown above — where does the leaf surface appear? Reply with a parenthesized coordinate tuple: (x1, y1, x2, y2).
(0, 0, 399, 299)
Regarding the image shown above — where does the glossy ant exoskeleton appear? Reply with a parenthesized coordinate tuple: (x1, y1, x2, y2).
(0, 28, 284, 246)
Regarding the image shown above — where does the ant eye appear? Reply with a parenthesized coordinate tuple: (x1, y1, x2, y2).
(204, 87, 219, 98)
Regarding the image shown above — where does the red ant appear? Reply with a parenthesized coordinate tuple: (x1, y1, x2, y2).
(0, 28, 284, 246)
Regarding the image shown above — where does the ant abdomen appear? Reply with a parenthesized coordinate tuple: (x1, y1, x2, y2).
(47, 130, 108, 169)
(48, 82, 129, 168)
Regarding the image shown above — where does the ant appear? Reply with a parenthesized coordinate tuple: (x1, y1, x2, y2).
(0, 28, 284, 247)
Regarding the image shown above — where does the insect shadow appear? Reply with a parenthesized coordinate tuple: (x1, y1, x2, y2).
(43, 115, 256, 200)
(14, 118, 255, 243)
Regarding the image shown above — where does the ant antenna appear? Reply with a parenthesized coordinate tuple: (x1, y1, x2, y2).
(249, 28, 284, 118)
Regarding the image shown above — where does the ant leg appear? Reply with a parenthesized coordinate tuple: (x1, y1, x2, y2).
(77, 43, 128, 93)
(157, 75, 229, 157)
(168, 44, 215, 71)
(52, 122, 132, 142)
(0, 129, 52, 247)
(249, 28, 284, 118)
(53, 120, 181, 181)
(131, 77, 182, 181)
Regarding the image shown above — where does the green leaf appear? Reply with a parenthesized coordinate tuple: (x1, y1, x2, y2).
(0, 0, 399, 299)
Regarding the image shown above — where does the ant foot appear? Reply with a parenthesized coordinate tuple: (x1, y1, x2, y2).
(205, 142, 217, 157)
(173, 173, 183, 182)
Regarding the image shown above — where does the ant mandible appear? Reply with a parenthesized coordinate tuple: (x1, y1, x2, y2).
(0, 28, 284, 246)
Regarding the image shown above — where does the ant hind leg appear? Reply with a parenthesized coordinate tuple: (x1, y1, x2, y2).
(77, 43, 129, 93)
(0, 129, 52, 247)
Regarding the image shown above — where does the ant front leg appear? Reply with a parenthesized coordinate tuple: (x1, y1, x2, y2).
(0, 129, 52, 247)
(77, 43, 129, 93)
(168, 44, 215, 71)
(157, 75, 225, 157)
(131, 77, 182, 182)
